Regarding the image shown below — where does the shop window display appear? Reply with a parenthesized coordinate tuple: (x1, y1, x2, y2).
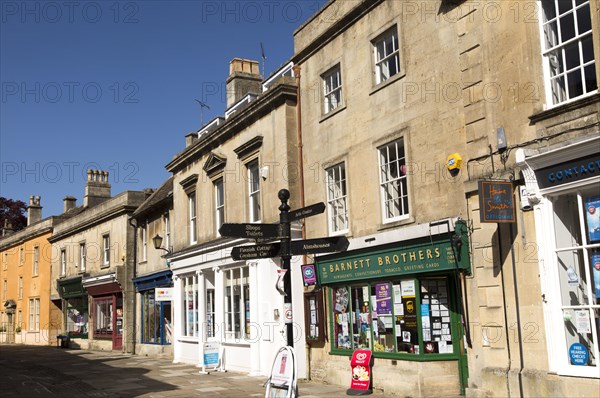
(551, 187, 600, 369)
(331, 277, 456, 357)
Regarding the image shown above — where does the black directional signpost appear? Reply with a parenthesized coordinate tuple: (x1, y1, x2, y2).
(218, 189, 349, 348)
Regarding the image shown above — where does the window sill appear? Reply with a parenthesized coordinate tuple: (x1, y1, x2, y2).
(177, 336, 199, 343)
(529, 92, 599, 123)
(319, 105, 347, 123)
(100, 264, 110, 270)
(223, 341, 251, 347)
(377, 215, 414, 231)
(369, 72, 405, 96)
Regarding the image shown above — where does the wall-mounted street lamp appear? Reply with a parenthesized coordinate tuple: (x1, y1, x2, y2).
(152, 234, 171, 255)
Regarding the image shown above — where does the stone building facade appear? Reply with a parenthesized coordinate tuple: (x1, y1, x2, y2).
(131, 176, 174, 358)
(0, 197, 64, 345)
(165, 58, 308, 376)
(49, 170, 148, 352)
(291, 0, 599, 396)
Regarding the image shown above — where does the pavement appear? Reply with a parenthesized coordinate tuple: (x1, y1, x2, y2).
(0, 344, 392, 397)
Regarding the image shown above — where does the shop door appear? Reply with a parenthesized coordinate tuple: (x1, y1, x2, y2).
(113, 295, 123, 350)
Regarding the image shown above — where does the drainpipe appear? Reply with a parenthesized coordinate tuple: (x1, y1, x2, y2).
(508, 223, 525, 397)
(293, 64, 311, 380)
(128, 217, 138, 355)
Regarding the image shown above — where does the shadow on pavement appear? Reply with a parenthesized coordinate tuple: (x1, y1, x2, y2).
(0, 344, 177, 397)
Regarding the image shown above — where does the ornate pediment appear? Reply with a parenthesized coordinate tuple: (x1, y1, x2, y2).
(203, 152, 227, 177)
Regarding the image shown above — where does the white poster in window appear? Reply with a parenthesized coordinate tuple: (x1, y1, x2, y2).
(394, 303, 404, 315)
(575, 310, 591, 334)
(342, 322, 349, 336)
(438, 341, 447, 354)
(423, 329, 431, 341)
(395, 324, 402, 336)
(393, 285, 402, 302)
(401, 280, 415, 297)
(421, 316, 430, 329)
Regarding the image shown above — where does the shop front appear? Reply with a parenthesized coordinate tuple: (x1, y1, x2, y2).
(83, 273, 123, 351)
(57, 276, 88, 343)
(313, 220, 471, 395)
(169, 241, 307, 377)
(132, 270, 173, 356)
(517, 136, 600, 380)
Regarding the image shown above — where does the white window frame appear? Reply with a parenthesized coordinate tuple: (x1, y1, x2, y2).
(537, 179, 600, 378)
(164, 213, 171, 251)
(189, 192, 197, 244)
(326, 162, 349, 234)
(215, 178, 225, 235)
(539, 0, 597, 106)
(79, 243, 86, 273)
(29, 298, 39, 331)
(102, 235, 110, 267)
(142, 222, 147, 262)
(322, 64, 342, 114)
(33, 246, 39, 276)
(225, 266, 249, 341)
(373, 26, 400, 85)
(247, 160, 261, 223)
(60, 249, 66, 276)
(378, 138, 409, 223)
(181, 274, 198, 338)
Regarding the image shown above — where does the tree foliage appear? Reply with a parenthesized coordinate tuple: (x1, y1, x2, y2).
(0, 197, 27, 232)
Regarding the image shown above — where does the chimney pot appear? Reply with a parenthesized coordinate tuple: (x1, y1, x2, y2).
(84, 169, 112, 207)
(226, 58, 262, 108)
(27, 195, 42, 226)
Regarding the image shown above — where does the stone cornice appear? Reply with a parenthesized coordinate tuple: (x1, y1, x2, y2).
(49, 192, 145, 242)
(292, 0, 384, 64)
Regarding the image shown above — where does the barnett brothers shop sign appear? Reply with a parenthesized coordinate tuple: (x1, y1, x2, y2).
(316, 223, 470, 284)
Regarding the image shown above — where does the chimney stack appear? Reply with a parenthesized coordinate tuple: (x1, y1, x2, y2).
(63, 196, 77, 213)
(226, 58, 262, 108)
(84, 170, 111, 207)
(2, 220, 14, 236)
(27, 196, 42, 226)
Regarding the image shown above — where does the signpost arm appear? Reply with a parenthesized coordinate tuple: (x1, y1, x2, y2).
(279, 189, 294, 348)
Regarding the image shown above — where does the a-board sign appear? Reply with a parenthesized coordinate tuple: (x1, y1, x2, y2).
(348, 349, 373, 394)
(290, 236, 349, 255)
(265, 346, 297, 397)
(219, 223, 281, 239)
(289, 202, 325, 222)
(199, 341, 225, 374)
(203, 341, 220, 367)
(231, 243, 281, 260)
(478, 180, 516, 223)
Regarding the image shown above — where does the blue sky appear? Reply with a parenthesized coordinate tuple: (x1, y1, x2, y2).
(1, 0, 326, 217)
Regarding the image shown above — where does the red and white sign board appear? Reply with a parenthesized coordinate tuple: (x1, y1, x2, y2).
(349, 350, 372, 393)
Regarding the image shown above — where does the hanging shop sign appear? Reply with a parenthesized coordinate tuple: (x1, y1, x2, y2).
(301, 264, 318, 286)
(478, 180, 516, 223)
(316, 227, 469, 284)
(155, 287, 173, 301)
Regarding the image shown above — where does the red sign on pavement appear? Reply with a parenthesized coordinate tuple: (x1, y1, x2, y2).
(349, 349, 372, 392)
